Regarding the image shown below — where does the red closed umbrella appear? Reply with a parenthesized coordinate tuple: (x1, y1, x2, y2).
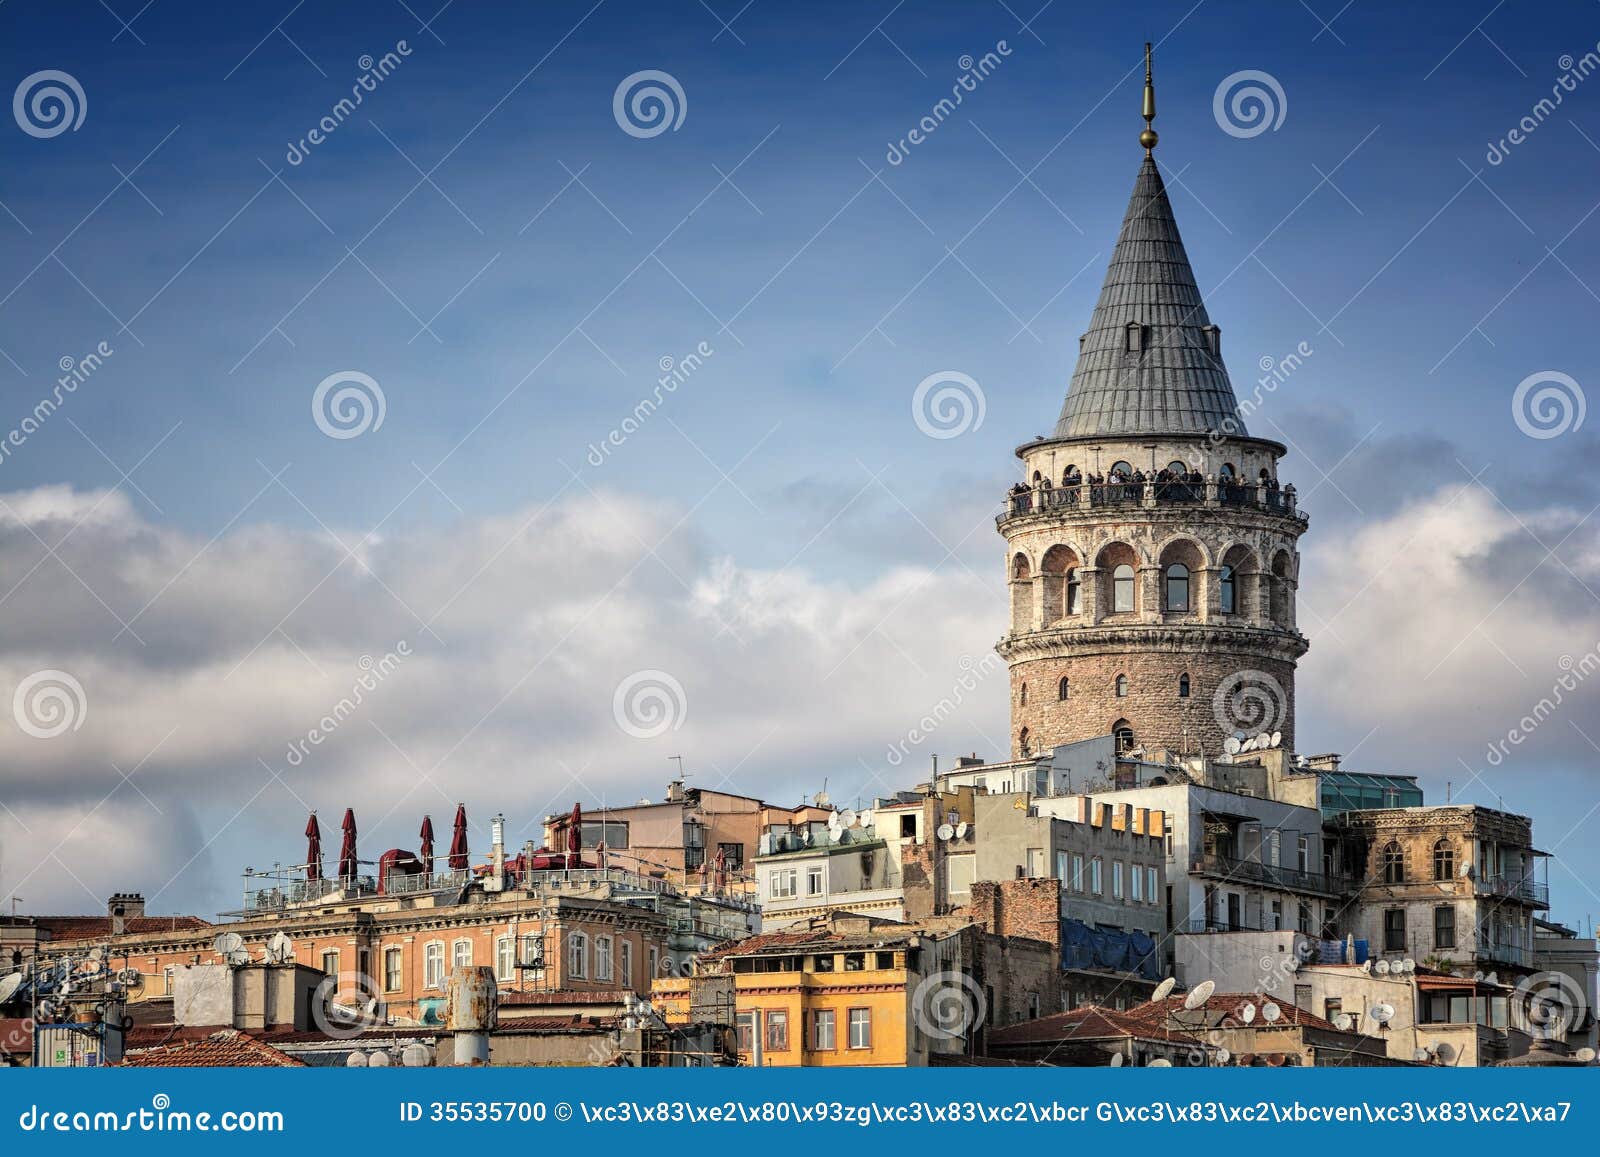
(448, 804, 469, 871)
(567, 803, 582, 856)
(338, 808, 358, 882)
(304, 812, 323, 881)
(419, 815, 435, 875)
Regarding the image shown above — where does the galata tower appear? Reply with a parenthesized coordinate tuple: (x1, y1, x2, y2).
(997, 47, 1309, 760)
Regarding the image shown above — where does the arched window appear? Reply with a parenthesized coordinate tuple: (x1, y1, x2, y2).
(1115, 674, 1128, 698)
(1019, 727, 1031, 756)
(1019, 682, 1028, 707)
(1113, 723, 1135, 753)
(1219, 565, 1236, 614)
(1381, 841, 1406, 885)
(1433, 839, 1456, 881)
(1165, 563, 1190, 612)
(1066, 568, 1082, 614)
(1057, 676, 1070, 700)
(1032, 470, 1042, 485)
(1178, 674, 1191, 699)
(1219, 463, 1237, 480)
(1166, 460, 1187, 476)
(1110, 460, 1133, 481)
(1112, 564, 1135, 612)
(1063, 465, 1080, 484)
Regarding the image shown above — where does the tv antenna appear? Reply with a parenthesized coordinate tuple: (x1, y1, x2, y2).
(668, 755, 689, 780)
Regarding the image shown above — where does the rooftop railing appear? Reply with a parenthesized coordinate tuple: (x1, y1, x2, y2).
(999, 478, 1298, 526)
(1475, 874, 1550, 908)
(1190, 852, 1349, 896)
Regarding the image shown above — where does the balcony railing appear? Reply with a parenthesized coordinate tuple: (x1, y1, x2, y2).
(999, 479, 1298, 526)
(1176, 917, 1303, 935)
(1190, 852, 1349, 897)
(1475, 875, 1550, 908)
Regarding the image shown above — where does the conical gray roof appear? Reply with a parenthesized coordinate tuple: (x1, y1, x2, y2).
(1054, 156, 1245, 439)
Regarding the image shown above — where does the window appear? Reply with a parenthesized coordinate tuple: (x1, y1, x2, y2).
(843, 952, 865, 971)
(1125, 322, 1143, 352)
(900, 815, 917, 839)
(1113, 564, 1135, 612)
(735, 1012, 754, 1053)
(1219, 463, 1236, 480)
(770, 869, 797, 899)
(1090, 857, 1104, 895)
(620, 941, 633, 987)
(495, 937, 516, 982)
(1019, 682, 1028, 707)
(684, 823, 706, 870)
(567, 933, 587, 979)
(812, 1008, 835, 1051)
(452, 939, 472, 972)
(1383, 908, 1406, 952)
(321, 949, 339, 979)
(1113, 861, 1125, 899)
(1219, 565, 1236, 614)
(1298, 902, 1312, 934)
(1324, 998, 1343, 1024)
(1115, 674, 1129, 698)
(806, 866, 824, 896)
(522, 934, 543, 972)
(1019, 727, 1031, 755)
(1114, 725, 1135, 753)
(1027, 848, 1046, 877)
(595, 935, 614, 982)
(1146, 867, 1158, 902)
(1433, 839, 1456, 881)
(1066, 569, 1082, 614)
(648, 946, 659, 980)
(1178, 674, 1190, 699)
(1057, 676, 1070, 700)
(423, 942, 444, 989)
(1071, 853, 1085, 891)
(1298, 835, 1310, 873)
(716, 842, 743, 870)
(163, 966, 175, 995)
(1110, 460, 1134, 480)
(1055, 851, 1068, 883)
(1131, 864, 1144, 902)
(577, 820, 630, 849)
(765, 1009, 789, 1052)
(1434, 905, 1457, 949)
(1165, 563, 1190, 611)
(848, 1008, 872, 1049)
(1381, 841, 1406, 884)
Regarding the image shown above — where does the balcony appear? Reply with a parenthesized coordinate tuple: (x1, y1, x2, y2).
(1190, 852, 1349, 898)
(997, 479, 1300, 528)
(1475, 874, 1550, 909)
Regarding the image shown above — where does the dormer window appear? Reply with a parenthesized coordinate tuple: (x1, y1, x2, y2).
(1202, 325, 1221, 357)
(1125, 322, 1144, 353)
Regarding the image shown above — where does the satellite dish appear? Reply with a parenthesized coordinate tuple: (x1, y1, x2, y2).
(1109, 1052, 1124, 1067)
(1335, 1014, 1354, 1031)
(936, 824, 955, 842)
(1483, 972, 1498, 987)
(1223, 736, 1241, 755)
(1360, 960, 1373, 974)
(1241, 1002, 1257, 1024)
(859, 810, 873, 829)
(1433, 1042, 1456, 1063)
(345, 1051, 369, 1067)
(213, 932, 244, 957)
(266, 932, 294, 964)
(955, 822, 968, 839)
(827, 811, 841, 831)
(840, 809, 857, 829)
(1183, 980, 1215, 1010)
(1270, 731, 1282, 748)
(1370, 1003, 1395, 1025)
(1262, 1002, 1282, 1024)
(1147, 1057, 1173, 1067)
(1215, 1046, 1231, 1064)
(1401, 958, 1416, 973)
(1152, 977, 1177, 1002)
(1375, 959, 1391, 975)
(1414, 1047, 1432, 1063)
(116, 968, 143, 988)
(836, 829, 852, 846)
(88, 947, 104, 963)
(0, 974, 22, 1004)
(1575, 1047, 1597, 1064)
(368, 1049, 392, 1067)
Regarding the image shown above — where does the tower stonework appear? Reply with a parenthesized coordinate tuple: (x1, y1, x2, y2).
(995, 84, 1308, 761)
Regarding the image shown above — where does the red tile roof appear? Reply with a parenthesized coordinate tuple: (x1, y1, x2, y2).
(120, 1030, 303, 1068)
(990, 1005, 1201, 1047)
(35, 915, 212, 942)
(499, 989, 627, 1006)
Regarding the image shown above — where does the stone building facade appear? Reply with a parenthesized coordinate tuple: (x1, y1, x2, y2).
(995, 139, 1309, 760)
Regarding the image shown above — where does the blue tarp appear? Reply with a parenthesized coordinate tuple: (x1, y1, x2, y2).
(1060, 919, 1162, 980)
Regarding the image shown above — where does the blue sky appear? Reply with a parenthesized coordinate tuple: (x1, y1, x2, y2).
(0, 0, 1597, 925)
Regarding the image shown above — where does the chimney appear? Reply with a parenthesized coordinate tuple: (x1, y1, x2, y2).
(108, 892, 145, 935)
(489, 814, 506, 891)
(666, 779, 685, 802)
(1305, 753, 1342, 773)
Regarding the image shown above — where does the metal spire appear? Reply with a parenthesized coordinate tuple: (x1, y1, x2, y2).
(1140, 42, 1158, 154)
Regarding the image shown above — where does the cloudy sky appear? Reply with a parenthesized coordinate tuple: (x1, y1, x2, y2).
(0, 1, 1596, 923)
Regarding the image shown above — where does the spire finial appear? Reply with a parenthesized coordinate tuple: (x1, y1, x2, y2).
(1140, 42, 1158, 154)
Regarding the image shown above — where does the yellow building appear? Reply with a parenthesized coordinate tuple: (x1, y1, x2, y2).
(654, 912, 992, 1066)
